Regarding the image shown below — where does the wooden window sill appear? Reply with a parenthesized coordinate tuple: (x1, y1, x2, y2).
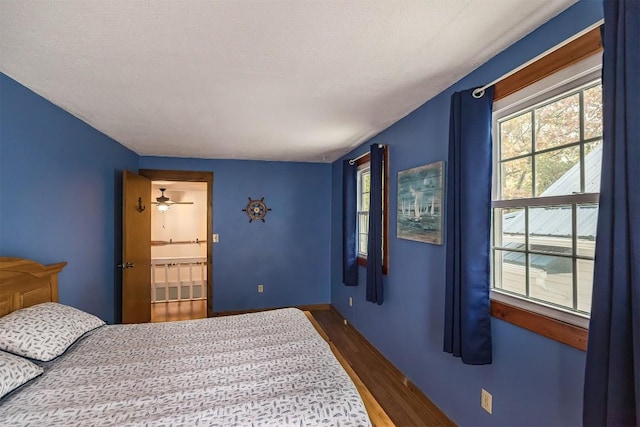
(491, 300, 588, 351)
(357, 256, 388, 275)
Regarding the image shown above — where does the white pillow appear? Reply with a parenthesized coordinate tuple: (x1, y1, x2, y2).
(0, 302, 105, 361)
(0, 350, 43, 398)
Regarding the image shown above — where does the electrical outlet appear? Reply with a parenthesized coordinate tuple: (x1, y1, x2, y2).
(343, 319, 348, 325)
(481, 389, 492, 414)
(212, 234, 219, 243)
(349, 296, 353, 307)
(257, 284, 264, 293)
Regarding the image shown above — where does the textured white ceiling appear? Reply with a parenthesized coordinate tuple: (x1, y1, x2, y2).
(0, 0, 576, 163)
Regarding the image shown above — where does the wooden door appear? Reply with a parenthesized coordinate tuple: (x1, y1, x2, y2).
(121, 170, 151, 323)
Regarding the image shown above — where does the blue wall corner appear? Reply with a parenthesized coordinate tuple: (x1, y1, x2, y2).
(140, 156, 332, 312)
(330, 1, 603, 426)
(0, 73, 138, 323)
(0, 70, 332, 321)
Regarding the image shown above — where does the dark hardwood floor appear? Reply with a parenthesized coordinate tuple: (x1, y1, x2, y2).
(310, 307, 455, 427)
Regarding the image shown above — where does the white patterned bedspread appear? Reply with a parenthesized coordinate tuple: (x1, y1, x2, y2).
(0, 308, 371, 426)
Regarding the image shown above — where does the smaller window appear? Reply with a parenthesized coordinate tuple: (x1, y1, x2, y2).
(357, 165, 371, 258)
(355, 149, 389, 274)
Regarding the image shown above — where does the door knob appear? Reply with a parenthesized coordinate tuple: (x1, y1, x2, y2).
(117, 262, 135, 269)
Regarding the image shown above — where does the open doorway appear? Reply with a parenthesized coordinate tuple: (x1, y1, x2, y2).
(139, 169, 213, 322)
(150, 181, 207, 322)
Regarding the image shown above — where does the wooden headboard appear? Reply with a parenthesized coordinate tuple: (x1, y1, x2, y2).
(0, 257, 67, 317)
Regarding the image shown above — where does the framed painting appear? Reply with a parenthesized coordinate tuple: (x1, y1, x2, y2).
(397, 161, 444, 244)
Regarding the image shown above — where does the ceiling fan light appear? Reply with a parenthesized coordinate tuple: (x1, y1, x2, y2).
(157, 203, 170, 212)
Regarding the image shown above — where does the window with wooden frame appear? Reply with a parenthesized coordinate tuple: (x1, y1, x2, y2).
(356, 148, 389, 274)
(490, 26, 602, 351)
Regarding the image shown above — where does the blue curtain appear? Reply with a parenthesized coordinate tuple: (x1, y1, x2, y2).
(366, 144, 384, 304)
(584, 2, 640, 425)
(443, 87, 494, 365)
(342, 160, 358, 286)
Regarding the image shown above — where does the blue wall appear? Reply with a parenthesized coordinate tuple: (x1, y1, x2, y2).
(0, 74, 139, 323)
(330, 2, 603, 426)
(140, 156, 331, 312)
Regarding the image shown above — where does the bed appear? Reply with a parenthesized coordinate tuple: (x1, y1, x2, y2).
(0, 257, 377, 426)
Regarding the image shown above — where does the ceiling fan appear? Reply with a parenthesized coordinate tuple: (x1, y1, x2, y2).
(152, 188, 193, 212)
